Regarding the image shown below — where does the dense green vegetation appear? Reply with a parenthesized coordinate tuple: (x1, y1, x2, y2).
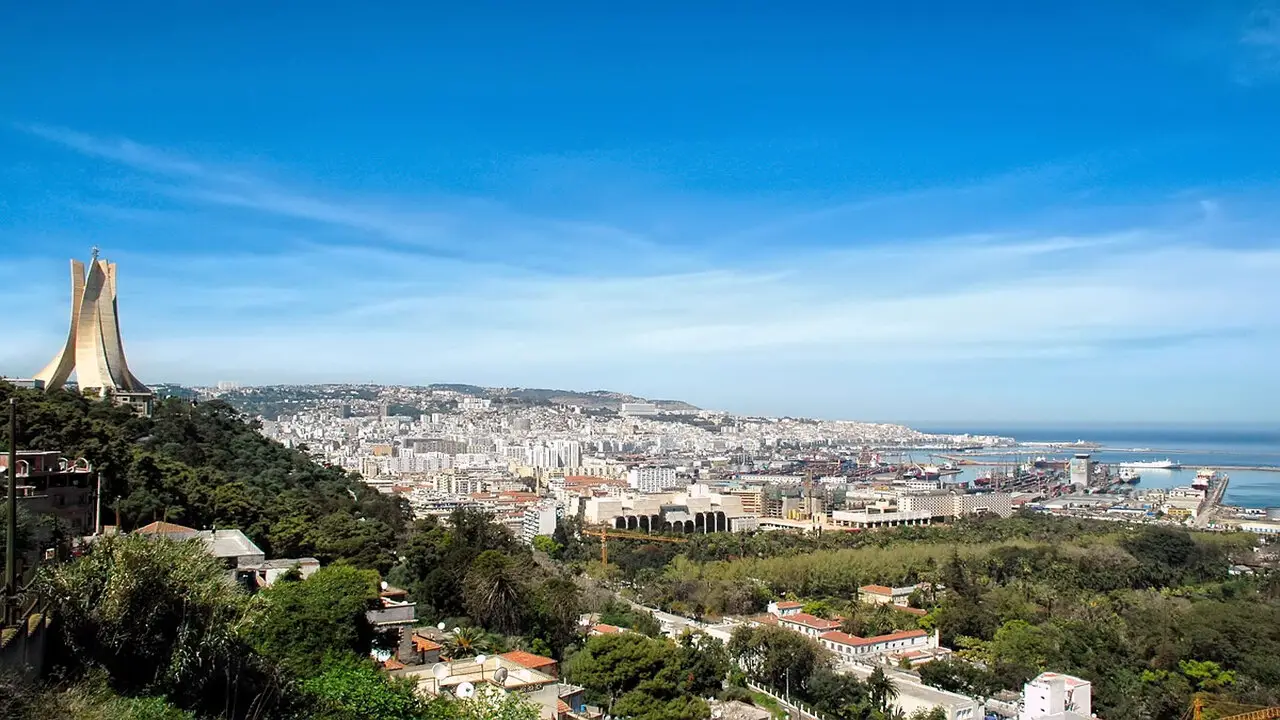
(10, 533, 540, 720)
(1, 384, 407, 570)
(594, 514, 1278, 720)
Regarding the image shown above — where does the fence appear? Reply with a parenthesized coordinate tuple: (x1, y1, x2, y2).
(0, 574, 51, 680)
(745, 680, 837, 720)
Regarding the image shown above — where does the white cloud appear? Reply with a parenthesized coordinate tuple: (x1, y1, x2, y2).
(10, 125, 1280, 421)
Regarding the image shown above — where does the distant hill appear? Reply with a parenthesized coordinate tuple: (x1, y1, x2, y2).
(483, 387, 700, 412)
(184, 382, 702, 415)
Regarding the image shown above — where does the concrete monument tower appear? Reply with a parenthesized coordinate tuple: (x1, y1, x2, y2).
(34, 248, 152, 413)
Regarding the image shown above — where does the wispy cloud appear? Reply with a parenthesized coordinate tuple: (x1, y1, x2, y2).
(7, 125, 1280, 421)
(1237, 2, 1280, 84)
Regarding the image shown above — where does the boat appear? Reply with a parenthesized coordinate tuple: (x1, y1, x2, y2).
(1116, 459, 1182, 470)
(1192, 468, 1222, 491)
(1118, 468, 1142, 484)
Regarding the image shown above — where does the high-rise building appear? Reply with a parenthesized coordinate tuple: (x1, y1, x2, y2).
(627, 466, 679, 493)
(521, 502, 561, 545)
(1068, 454, 1093, 488)
(34, 249, 153, 414)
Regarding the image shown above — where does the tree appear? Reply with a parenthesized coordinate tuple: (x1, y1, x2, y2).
(463, 550, 527, 633)
(673, 631, 730, 697)
(917, 659, 999, 698)
(446, 626, 490, 658)
(531, 535, 562, 556)
(34, 534, 272, 716)
(301, 654, 426, 720)
(530, 576, 583, 656)
(866, 667, 898, 713)
(247, 564, 381, 677)
(565, 633, 673, 710)
(908, 708, 947, 720)
(727, 625, 828, 693)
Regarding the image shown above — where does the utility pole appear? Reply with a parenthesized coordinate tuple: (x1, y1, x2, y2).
(4, 398, 17, 626)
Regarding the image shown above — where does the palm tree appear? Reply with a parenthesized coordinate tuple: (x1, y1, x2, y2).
(463, 550, 526, 633)
(446, 625, 489, 658)
(866, 667, 899, 713)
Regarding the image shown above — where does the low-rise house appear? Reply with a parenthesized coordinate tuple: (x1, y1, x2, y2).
(501, 650, 559, 678)
(133, 521, 315, 589)
(859, 583, 920, 606)
(401, 654, 593, 719)
(1018, 672, 1092, 720)
(367, 585, 416, 662)
(250, 557, 320, 588)
(767, 600, 803, 617)
(412, 634, 443, 664)
(777, 612, 840, 637)
(819, 628, 935, 659)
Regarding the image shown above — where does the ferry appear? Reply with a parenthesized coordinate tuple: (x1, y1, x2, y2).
(1117, 459, 1182, 470)
(1192, 468, 1223, 491)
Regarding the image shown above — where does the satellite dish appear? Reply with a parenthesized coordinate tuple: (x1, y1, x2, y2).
(380, 581, 389, 590)
(456, 681, 475, 699)
(474, 654, 488, 665)
(452, 627, 462, 634)
(432, 663, 449, 680)
(493, 667, 509, 684)
(437, 621, 446, 630)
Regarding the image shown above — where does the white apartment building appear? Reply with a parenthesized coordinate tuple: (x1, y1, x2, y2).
(1018, 672, 1092, 720)
(628, 466, 679, 493)
(619, 402, 659, 416)
(521, 502, 561, 545)
(458, 397, 492, 412)
(897, 491, 1014, 519)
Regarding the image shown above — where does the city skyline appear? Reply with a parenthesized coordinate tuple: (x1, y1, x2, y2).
(4, 3, 1280, 424)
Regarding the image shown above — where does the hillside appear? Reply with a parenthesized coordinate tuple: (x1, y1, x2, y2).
(0, 381, 407, 568)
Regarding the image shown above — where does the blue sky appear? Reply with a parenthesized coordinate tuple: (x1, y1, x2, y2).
(3, 2, 1280, 424)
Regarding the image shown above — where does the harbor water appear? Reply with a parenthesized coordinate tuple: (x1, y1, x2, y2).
(918, 425, 1280, 508)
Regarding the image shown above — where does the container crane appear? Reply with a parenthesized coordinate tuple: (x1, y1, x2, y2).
(583, 526, 688, 567)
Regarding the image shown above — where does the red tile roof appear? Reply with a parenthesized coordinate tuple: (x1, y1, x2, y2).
(820, 628, 928, 647)
(859, 584, 894, 595)
(500, 650, 557, 670)
(774, 601, 803, 609)
(780, 613, 840, 630)
(383, 657, 406, 671)
(872, 629, 928, 643)
(413, 634, 443, 652)
(749, 614, 778, 626)
(591, 623, 622, 634)
(134, 521, 197, 535)
(819, 630, 864, 645)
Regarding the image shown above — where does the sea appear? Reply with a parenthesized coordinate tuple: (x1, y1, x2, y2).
(915, 425, 1280, 509)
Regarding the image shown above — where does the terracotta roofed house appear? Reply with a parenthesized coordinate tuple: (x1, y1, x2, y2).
(768, 600, 804, 617)
(500, 650, 559, 677)
(819, 628, 934, 659)
(778, 612, 841, 637)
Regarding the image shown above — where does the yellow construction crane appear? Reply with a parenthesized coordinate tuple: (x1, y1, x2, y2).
(1187, 696, 1280, 720)
(583, 526, 687, 567)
